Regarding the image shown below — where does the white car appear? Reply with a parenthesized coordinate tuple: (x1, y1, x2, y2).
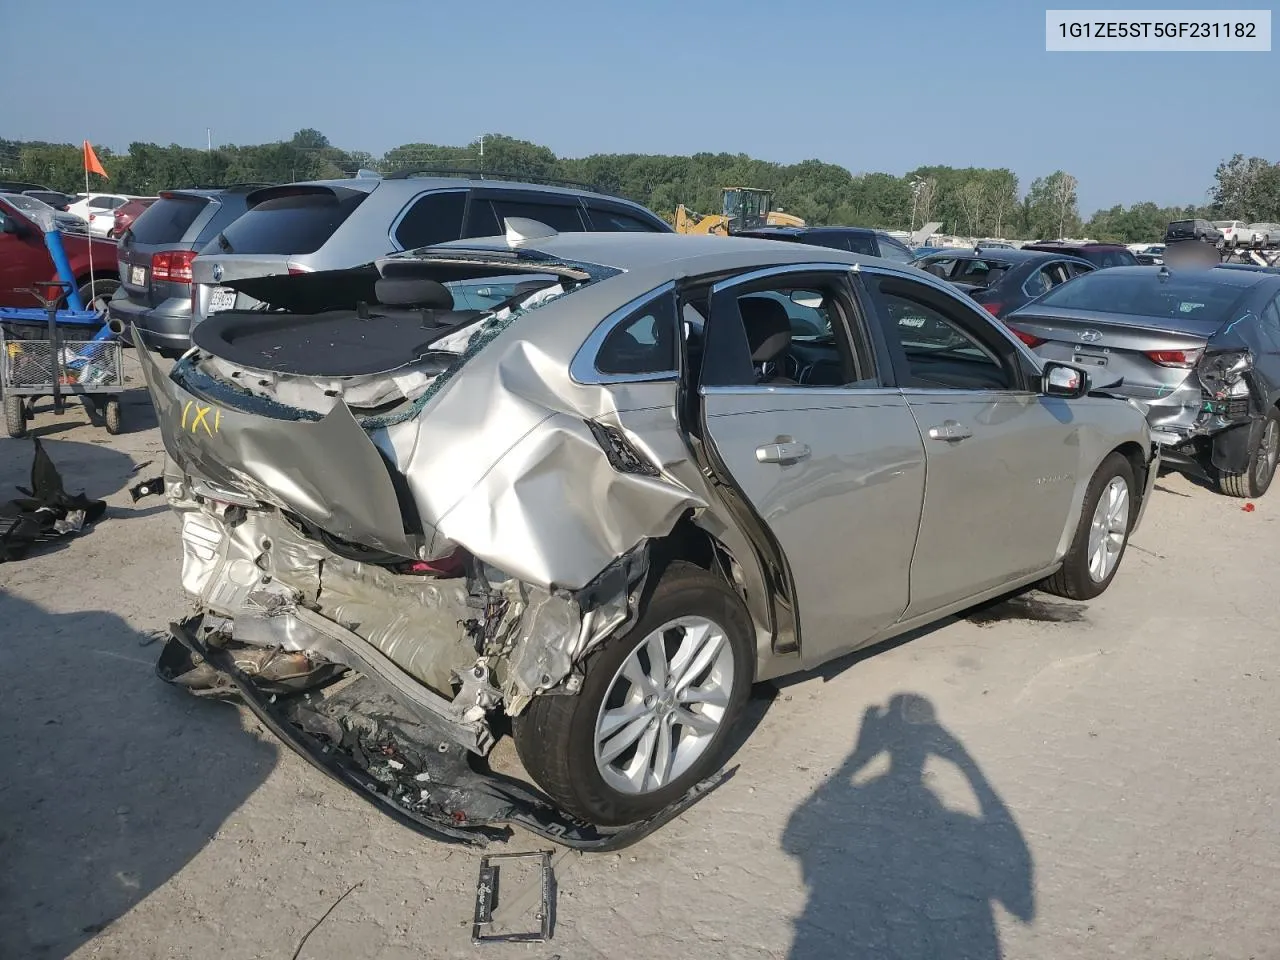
(66, 193, 134, 237)
(1212, 220, 1252, 248)
(1247, 223, 1280, 247)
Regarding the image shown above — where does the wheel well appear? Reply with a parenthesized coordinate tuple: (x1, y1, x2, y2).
(1114, 441, 1150, 504)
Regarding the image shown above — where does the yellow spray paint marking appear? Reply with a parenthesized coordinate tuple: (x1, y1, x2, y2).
(180, 400, 194, 430)
(215, 409, 221, 433)
(189, 405, 215, 437)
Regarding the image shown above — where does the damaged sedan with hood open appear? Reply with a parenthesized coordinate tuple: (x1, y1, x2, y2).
(140, 224, 1159, 848)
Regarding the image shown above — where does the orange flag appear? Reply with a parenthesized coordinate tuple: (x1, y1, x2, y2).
(82, 140, 108, 179)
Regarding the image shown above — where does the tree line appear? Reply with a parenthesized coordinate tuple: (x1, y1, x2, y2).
(3, 130, 1277, 243)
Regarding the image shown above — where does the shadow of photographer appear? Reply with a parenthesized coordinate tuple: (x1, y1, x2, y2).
(783, 693, 1034, 959)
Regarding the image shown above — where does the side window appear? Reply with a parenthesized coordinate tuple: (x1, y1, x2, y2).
(701, 272, 876, 388)
(876, 235, 915, 264)
(1068, 261, 1094, 278)
(843, 232, 878, 256)
(1261, 296, 1280, 348)
(1022, 267, 1053, 299)
(488, 198, 587, 233)
(393, 191, 466, 249)
(873, 277, 1015, 391)
(1045, 263, 1073, 286)
(88, 197, 112, 210)
(585, 206, 663, 232)
(592, 289, 679, 377)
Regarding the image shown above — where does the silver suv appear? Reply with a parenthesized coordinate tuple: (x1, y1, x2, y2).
(191, 172, 671, 322)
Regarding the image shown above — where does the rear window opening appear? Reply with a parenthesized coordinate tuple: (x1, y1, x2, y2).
(127, 194, 210, 245)
(918, 257, 1011, 288)
(219, 186, 367, 256)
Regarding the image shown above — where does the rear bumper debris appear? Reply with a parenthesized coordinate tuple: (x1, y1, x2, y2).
(160, 616, 729, 850)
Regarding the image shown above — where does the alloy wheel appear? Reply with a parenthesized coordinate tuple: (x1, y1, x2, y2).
(1087, 476, 1130, 582)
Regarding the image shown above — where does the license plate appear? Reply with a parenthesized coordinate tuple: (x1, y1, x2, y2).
(208, 287, 237, 313)
(129, 265, 146, 286)
(1073, 351, 1108, 367)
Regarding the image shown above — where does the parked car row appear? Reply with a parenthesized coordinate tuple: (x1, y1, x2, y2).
(1165, 219, 1280, 249)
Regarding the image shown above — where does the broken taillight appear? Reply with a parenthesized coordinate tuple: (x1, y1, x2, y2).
(981, 302, 1002, 316)
(1146, 348, 1203, 368)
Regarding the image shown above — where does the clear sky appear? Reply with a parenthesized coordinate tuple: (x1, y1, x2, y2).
(4, 0, 1276, 215)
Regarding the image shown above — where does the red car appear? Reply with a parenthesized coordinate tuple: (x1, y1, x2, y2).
(0, 195, 120, 312)
(112, 197, 158, 238)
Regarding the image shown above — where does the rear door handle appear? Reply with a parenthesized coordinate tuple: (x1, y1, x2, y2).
(755, 440, 811, 464)
(926, 420, 973, 442)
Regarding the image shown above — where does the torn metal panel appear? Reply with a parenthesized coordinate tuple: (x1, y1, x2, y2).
(138, 336, 420, 558)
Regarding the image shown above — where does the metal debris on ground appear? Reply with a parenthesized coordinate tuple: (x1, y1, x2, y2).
(128, 476, 166, 502)
(471, 850, 554, 944)
(0, 438, 107, 562)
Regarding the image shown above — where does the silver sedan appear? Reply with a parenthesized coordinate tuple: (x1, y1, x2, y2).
(140, 227, 1159, 846)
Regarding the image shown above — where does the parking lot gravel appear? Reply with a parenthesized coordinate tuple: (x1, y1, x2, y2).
(2, 359, 1278, 960)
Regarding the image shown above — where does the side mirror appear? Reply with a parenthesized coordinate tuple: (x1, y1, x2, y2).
(1041, 361, 1089, 399)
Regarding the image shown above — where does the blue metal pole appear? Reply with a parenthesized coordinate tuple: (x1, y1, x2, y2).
(43, 228, 85, 311)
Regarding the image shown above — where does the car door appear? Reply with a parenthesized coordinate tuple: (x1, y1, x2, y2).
(0, 205, 47, 308)
(696, 263, 927, 667)
(862, 270, 1080, 617)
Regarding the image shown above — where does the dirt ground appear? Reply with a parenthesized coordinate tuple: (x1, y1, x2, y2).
(2, 358, 1279, 960)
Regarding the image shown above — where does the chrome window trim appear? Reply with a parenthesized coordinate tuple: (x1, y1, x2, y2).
(701, 384, 900, 398)
(569, 280, 680, 385)
(386, 187, 468, 253)
(709, 261, 863, 296)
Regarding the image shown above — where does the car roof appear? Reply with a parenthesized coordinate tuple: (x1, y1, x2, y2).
(1093, 264, 1275, 287)
(255, 175, 638, 204)
(430, 230, 880, 273)
(918, 248, 1090, 265)
(739, 225, 876, 237)
(1024, 241, 1128, 251)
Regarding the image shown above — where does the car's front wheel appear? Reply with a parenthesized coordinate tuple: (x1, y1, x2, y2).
(513, 562, 754, 827)
(1040, 452, 1136, 601)
(1218, 409, 1280, 499)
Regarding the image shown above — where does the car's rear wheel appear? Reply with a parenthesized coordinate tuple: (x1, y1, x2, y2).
(513, 562, 754, 827)
(72, 279, 119, 316)
(1218, 409, 1280, 499)
(1040, 452, 1136, 601)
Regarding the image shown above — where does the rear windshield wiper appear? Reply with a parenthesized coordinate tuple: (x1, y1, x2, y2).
(216, 231, 234, 253)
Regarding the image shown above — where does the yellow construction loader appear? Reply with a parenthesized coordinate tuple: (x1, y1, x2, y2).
(674, 187, 805, 235)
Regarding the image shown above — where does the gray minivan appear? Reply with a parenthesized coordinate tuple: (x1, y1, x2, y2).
(189, 173, 672, 328)
(109, 186, 269, 356)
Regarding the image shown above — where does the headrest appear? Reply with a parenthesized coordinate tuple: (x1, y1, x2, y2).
(375, 277, 454, 309)
(739, 296, 792, 363)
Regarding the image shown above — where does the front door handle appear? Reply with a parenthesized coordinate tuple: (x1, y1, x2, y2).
(926, 420, 973, 442)
(755, 439, 811, 464)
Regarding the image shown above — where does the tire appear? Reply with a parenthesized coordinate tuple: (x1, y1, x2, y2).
(513, 561, 754, 826)
(1040, 452, 1136, 601)
(72, 279, 120, 317)
(4, 393, 27, 439)
(103, 397, 123, 435)
(1218, 409, 1280, 499)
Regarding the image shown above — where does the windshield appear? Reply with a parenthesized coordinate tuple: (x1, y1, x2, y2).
(128, 195, 209, 245)
(1035, 271, 1247, 324)
(918, 257, 1011, 288)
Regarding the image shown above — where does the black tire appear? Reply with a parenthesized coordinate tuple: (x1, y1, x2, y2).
(72, 278, 120, 317)
(1218, 409, 1280, 499)
(103, 397, 123, 435)
(513, 561, 754, 826)
(1040, 452, 1137, 601)
(4, 393, 27, 439)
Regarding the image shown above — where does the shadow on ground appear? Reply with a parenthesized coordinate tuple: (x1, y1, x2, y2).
(0, 436, 139, 502)
(0, 591, 275, 959)
(783, 693, 1034, 959)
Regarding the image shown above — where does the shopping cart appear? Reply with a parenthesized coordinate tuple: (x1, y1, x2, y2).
(2, 280, 125, 438)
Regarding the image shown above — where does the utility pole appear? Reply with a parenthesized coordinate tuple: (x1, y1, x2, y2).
(479, 134, 485, 177)
(206, 128, 212, 152)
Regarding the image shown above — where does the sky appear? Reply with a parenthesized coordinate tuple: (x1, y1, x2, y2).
(3, 0, 1276, 215)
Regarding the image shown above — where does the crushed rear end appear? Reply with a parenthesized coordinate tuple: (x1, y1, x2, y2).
(140, 244, 719, 846)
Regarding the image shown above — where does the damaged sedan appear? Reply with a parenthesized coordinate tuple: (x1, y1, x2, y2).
(139, 223, 1159, 847)
(1006, 265, 1280, 498)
